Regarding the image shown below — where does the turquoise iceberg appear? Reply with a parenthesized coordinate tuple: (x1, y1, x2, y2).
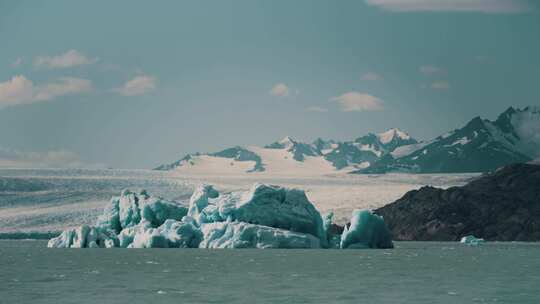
(48, 184, 393, 249)
(340, 210, 394, 249)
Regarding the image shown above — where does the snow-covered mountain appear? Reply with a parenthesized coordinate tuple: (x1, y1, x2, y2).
(155, 107, 540, 175)
(361, 106, 540, 173)
(155, 129, 416, 175)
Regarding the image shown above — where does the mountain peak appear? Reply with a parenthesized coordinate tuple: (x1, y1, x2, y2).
(377, 128, 411, 144)
(264, 136, 299, 149)
(279, 136, 296, 145)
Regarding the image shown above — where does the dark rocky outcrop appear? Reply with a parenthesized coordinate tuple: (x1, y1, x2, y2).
(375, 163, 540, 241)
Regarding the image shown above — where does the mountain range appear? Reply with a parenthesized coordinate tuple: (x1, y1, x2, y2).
(155, 106, 540, 174)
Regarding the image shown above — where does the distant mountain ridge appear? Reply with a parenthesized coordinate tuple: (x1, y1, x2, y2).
(155, 106, 540, 174)
(155, 128, 416, 174)
(361, 106, 540, 173)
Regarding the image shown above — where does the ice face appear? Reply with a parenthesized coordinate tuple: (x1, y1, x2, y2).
(140, 199, 188, 228)
(49, 185, 393, 249)
(189, 183, 327, 247)
(322, 212, 341, 249)
(96, 189, 188, 233)
(199, 221, 321, 249)
(157, 218, 203, 248)
(187, 184, 219, 223)
(47, 225, 119, 248)
(340, 210, 393, 249)
(460, 235, 485, 246)
(130, 227, 169, 248)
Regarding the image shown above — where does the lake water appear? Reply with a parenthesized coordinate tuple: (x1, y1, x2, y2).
(1, 240, 539, 304)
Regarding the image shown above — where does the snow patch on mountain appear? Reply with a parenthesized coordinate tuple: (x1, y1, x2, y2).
(160, 155, 258, 175)
(391, 141, 432, 158)
(449, 137, 471, 146)
(157, 129, 418, 175)
(249, 146, 337, 176)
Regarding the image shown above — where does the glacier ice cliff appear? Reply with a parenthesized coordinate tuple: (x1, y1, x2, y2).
(48, 184, 393, 249)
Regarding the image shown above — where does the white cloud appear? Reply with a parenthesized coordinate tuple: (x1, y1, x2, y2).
(331, 92, 384, 112)
(113, 75, 157, 96)
(34, 49, 98, 69)
(306, 106, 328, 112)
(419, 65, 446, 75)
(365, 0, 532, 13)
(0, 76, 34, 106)
(34, 77, 93, 101)
(431, 81, 451, 90)
(0, 75, 92, 108)
(12, 58, 22, 68)
(361, 72, 383, 81)
(269, 83, 290, 97)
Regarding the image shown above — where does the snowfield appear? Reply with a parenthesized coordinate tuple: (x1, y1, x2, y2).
(0, 168, 476, 234)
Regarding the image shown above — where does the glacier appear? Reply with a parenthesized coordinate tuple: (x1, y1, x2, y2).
(48, 184, 393, 249)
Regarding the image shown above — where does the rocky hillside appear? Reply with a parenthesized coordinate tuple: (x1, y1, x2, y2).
(375, 163, 540, 241)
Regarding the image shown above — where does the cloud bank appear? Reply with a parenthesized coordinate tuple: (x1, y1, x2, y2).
(269, 83, 290, 98)
(365, 0, 532, 13)
(0, 75, 92, 108)
(0, 147, 91, 169)
(114, 75, 156, 96)
(34, 49, 98, 69)
(331, 92, 384, 112)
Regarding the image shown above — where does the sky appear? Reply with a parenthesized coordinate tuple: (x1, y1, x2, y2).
(0, 0, 539, 169)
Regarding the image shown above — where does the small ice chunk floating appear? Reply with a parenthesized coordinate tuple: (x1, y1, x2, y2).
(460, 235, 485, 246)
(48, 184, 393, 249)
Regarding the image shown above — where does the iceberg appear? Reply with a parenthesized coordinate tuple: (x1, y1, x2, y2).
(460, 235, 485, 246)
(48, 184, 393, 249)
(340, 210, 394, 249)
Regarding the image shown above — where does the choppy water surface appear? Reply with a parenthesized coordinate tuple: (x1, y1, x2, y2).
(1, 241, 539, 304)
